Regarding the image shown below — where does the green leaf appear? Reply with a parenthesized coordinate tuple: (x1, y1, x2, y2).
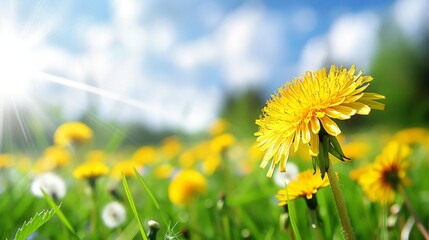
(41, 190, 79, 239)
(14, 208, 55, 240)
(122, 174, 148, 240)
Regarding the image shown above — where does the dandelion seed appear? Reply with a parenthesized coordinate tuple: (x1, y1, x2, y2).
(31, 172, 66, 200)
(101, 201, 126, 228)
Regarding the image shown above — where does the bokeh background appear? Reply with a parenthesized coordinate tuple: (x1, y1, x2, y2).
(2, 0, 429, 239)
(1, 0, 429, 152)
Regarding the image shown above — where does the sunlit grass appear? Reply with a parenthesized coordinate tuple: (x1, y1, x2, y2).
(0, 123, 429, 239)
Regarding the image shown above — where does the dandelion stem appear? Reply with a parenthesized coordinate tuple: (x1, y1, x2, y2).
(327, 160, 355, 240)
(398, 187, 429, 239)
(222, 213, 232, 240)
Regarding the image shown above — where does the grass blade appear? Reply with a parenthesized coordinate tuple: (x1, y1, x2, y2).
(286, 188, 302, 240)
(116, 219, 139, 240)
(122, 174, 148, 240)
(133, 168, 169, 227)
(41, 190, 78, 239)
(14, 208, 55, 240)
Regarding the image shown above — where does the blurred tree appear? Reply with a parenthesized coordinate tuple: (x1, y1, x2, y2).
(368, 24, 429, 129)
(220, 89, 265, 137)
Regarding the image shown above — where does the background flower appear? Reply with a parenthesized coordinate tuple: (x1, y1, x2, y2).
(31, 172, 66, 200)
(168, 169, 207, 206)
(101, 201, 126, 228)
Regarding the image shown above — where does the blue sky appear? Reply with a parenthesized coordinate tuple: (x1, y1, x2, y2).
(1, 0, 428, 132)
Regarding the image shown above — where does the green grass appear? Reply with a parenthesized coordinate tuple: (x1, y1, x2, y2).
(1, 129, 429, 239)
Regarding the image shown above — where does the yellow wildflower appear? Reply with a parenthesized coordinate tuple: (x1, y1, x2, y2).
(210, 133, 236, 153)
(209, 119, 228, 136)
(0, 154, 11, 169)
(202, 154, 221, 175)
(255, 65, 385, 177)
(154, 164, 175, 179)
(40, 146, 71, 168)
(160, 136, 182, 160)
(356, 142, 410, 204)
(168, 169, 207, 206)
(132, 146, 157, 165)
(179, 149, 198, 169)
(54, 122, 93, 147)
(393, 128, 428, 145)
(111, 160, 140, 179)
(73, 161, 110, 179)
(276, 170, 331, 206)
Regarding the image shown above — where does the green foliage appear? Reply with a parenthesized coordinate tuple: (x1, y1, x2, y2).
(122, 174, 148, 240)
(14, 208, 55, 240)
(41, 190, 78, 238)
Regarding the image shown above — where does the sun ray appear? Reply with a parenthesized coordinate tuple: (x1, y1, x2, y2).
(36, 72, 171, 118)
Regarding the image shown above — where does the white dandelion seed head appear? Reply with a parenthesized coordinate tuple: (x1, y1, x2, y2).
(31, 172, 66, 199)
(273, 162, 299, 187)
(101, 201, 126, 228)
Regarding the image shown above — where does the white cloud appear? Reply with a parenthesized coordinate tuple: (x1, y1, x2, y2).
(298, 36, 329, 73)
(298, 12, 380, 73)
(393, 0, 429, 43)
(172, 3, 284, 89)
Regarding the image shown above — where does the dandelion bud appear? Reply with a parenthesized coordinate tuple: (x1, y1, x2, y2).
(147, 220, 160, 240)
(217, 193, 226, 211)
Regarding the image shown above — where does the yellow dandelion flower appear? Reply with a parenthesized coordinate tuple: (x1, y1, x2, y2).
(154, 164, 175, 179)
(357, 142, 410, 204)
(255, 65, 385, 177)
(202, 154, 221, 175)
(342, 141, 371, 160)
(161, 136, 182, 159)
(393, 128, 428, 145)
(179, 149, 198, 169)
(41, 146, 71, 168)
(111, 160, 140, 179)
(209, 119, 228, 136)
(349, 165, 369, 182)
(0, 154, 12, 169)
(276, 170, 331, 206)
(168, 169, 207, 206)
(73, 161, 110, 179)
(210, 133, 236, 153)
(54, 122, 93, 147)
(132, 146, 157, 165)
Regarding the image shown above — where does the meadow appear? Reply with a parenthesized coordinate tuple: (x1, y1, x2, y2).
(1, 117, 429, 239)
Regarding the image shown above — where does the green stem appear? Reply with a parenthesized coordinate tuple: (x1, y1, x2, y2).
(327, 160, 355, 240)
(398, 187, 429, 239)
(222, 213, 232, 240)
(381, 203, 388, 240)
